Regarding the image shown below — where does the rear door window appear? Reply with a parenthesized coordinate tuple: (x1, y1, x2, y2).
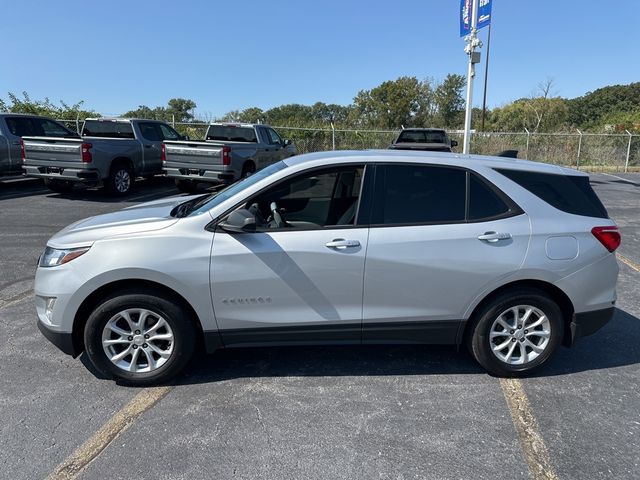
(495, 169, 608, 219)
(138, 122, 163, 141)
(5, 117, 38, 136)
(371, 165, 467, 225)
(468, 173, 511, 220)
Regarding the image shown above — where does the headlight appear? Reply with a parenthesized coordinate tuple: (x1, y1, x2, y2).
(39, 246, 90, 267)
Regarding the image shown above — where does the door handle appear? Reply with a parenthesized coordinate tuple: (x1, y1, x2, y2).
(477, 231, 512, 242)
(325, 238, 361, 249)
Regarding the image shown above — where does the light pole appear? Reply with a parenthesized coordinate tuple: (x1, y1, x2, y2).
(462, 0, 481, 154)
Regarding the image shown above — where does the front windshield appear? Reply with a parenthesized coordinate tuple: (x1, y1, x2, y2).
(188, 161, 289, 216)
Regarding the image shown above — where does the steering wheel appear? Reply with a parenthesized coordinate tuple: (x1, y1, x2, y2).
(269, 202, 286, 228)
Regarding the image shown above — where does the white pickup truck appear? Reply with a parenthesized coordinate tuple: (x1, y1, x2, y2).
(163, 123, 296, 192)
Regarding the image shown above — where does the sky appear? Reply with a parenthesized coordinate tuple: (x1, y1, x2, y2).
(1, 0, 637, 119)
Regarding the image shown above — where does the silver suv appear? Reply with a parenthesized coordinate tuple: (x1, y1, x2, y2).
(35, 151, 620, 385)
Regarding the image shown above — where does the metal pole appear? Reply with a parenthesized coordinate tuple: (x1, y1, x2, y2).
(576, 129, 582, 170)
(331, 122, 336, 150)
(524, 127, 530, 159)
(76, 112, 80, 135)
(625, 130, 632, 173)
(462, 0, 480, 154)
(172, 114, 175, 128)
(480, 23, 491, 131)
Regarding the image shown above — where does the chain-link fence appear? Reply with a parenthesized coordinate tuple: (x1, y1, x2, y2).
(58, 119, 640, 172)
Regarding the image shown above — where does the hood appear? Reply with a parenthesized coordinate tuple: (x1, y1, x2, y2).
(48, 194, 200, 248)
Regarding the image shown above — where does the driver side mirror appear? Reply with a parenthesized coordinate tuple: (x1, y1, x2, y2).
(219, 209, 256, 233)
(182, 134, 190, 141)
(450, 140, 458, 148)
(283, 139, 292, 147)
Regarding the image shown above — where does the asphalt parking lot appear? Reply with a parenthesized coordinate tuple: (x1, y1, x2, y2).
(0, 172, 638, 480)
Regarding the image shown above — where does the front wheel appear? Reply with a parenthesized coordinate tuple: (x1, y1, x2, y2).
(468, 289, 563, 376)
(84, 291, 196, 385)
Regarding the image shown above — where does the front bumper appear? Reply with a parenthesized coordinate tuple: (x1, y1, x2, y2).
(568, 306, 615, 346)
(37, 319, 79, 357)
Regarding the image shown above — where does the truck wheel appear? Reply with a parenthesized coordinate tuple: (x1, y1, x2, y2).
(175, 179, 201, 193)
(106, 163, 134, 195)
(44, 179, 74, 193)
(241, 162, 256, 178)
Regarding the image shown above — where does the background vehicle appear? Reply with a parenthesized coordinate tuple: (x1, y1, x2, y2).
(388, 128, 457, 152)
(35, 151, 619, 385)
(22, 118, 184, 195)
(163, 123, 296, 193)
(0, 113, 77, 178)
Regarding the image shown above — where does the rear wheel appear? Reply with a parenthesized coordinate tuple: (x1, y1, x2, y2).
(175, 179, 201, 193)
(84, 291, 196, 385)
(44, 178, 74, 193)
(106, 162, 134, 195)
(467, 289, 563, 376)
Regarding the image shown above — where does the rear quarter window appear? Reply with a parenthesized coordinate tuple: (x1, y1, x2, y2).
(495, 169, 608, 219)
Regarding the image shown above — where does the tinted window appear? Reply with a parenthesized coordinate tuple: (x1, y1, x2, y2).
(371, 165, 466, 224)
(206, 125, 257, 142)
(495, 169, 608, 219)
(266, 128, 283, 145)
(248, 166, 364, 229)
(469, 173, 510, 220)
(159, 124, 181, 140)
(82, 120, 134, 139)
(5, 117, 73, 137)
(38, 119, 74, 137)
(138, 122, 162, 141)
(397, 130, 447, 144)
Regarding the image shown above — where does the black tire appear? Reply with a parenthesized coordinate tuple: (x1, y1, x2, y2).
(106, 162, 134, 195)
(84, 291, 196, 386)
(44, 178, 74, 193)
(175, 179, 201, 193)
(467, 288, 563, 377)
(241, 161, 256, 178)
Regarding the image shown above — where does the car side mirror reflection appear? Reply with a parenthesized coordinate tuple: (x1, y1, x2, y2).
(219, 209, 256, 233)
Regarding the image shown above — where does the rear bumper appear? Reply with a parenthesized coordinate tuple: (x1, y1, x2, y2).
(23, 165, 100, 183)
(568, 307, 615, 346)
(37, 319, 79, 357)
(164, 166, 236, 184)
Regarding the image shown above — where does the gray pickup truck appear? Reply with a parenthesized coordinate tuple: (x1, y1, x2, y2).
(0, 113, 78, 178)
(388, 128, 458, 152)
(22, 118, 184, 195)
(163, 123, 296, 192)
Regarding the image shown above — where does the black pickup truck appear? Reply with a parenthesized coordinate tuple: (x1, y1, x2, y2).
(388, 128, 457, 152)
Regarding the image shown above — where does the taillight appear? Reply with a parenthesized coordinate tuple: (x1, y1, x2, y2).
(81, 142, 92, 163)
(591, 226, 621, 253)
(161, 143, 166, 164)
(222, 146, 231, 166)
(20, 139, 25, 162)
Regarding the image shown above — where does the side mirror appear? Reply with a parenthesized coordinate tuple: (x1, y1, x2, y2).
(219, 209, 256, 233)
(450, 140, 458, 148)
(283, 139, 292, 146)
(181, 135, 190, 141)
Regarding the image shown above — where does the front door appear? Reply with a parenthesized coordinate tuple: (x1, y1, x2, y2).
(137, 122, 164, 174)
(211, 164, 369, 346)
(362, 164, 530, 344)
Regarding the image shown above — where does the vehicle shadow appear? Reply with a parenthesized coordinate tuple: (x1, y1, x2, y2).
(162, 307, 640, 386)
(50, 176, 181, 204)
(0, 178, 49, 200)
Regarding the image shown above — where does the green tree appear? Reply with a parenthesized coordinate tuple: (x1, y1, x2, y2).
(433, 74, 466, 128)
(123, 98, 197, 122)
(0, 91, 97, 119)
(351, 76, 434, 129)
(567, 82, 640, 130)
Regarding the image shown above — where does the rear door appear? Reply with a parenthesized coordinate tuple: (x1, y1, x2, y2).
(137, 122, 164, 174)
(362, 163, 530, 344)
(210, 164, 370, 345)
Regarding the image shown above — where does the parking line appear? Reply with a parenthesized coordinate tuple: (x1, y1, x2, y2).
(500, 378, 558, 480)
(617, 253, 640, 272)
(0, 289, 34, 310)
(601, 173, 640, 186)
(47, 386, 173, 480)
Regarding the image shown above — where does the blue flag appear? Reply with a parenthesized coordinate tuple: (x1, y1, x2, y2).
(460, 0, 492, 37)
